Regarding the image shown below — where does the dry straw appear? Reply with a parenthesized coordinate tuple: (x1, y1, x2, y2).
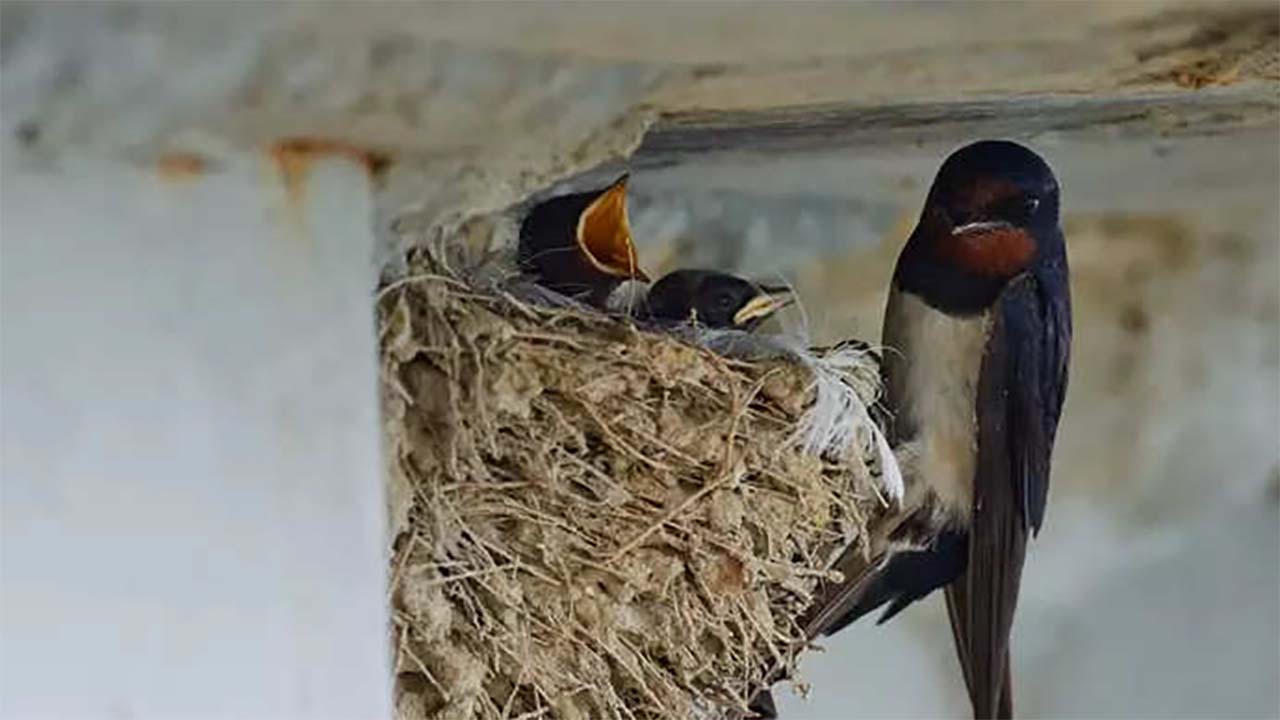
(381, 239, 894, 719)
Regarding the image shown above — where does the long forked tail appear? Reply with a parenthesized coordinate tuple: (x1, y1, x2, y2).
(945, 574, 1020, 719)
(998, 660, 1013, 719)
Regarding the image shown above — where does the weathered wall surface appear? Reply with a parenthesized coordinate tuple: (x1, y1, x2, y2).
(2, 3, 1277, 719)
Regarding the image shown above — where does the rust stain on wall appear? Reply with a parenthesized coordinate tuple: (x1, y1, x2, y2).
(156, 152, 211, 182)
(268, 137, 392, 205)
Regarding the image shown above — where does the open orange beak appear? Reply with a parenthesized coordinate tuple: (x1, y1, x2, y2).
(575, 175, 649, 282)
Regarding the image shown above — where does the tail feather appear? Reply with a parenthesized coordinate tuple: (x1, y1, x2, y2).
(945, 537, 1023, 719)
(999, 660, 1013, 719)
(810, 530, 967, 637)
(747, 688, 778, 718)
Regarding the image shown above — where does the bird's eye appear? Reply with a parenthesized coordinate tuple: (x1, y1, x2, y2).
(714, 293, 735, 311)
(992, 193, 1040, 224)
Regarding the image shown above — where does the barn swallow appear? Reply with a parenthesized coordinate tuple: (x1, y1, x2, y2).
(794, 140, 1072, 719)
(517, 174, 648, 306)
(641, 268, 794, 331)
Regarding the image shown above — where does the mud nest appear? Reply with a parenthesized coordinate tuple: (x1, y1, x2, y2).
(380, 259, 892, 719)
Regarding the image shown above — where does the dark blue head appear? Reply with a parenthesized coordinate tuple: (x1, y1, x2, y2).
(925, 140, 1061, 242)
(898, 140, 1065, 315)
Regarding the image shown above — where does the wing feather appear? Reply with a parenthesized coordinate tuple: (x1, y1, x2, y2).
(948, 267, 1069, 718)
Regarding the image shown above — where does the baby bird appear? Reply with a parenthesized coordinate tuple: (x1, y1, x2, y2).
(517, 174, 648, 307)
(641, 268, 794, 331)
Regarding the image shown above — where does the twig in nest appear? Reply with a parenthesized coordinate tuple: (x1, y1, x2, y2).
(606, 375, 768, 565)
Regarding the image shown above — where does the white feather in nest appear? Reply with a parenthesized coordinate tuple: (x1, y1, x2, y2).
(687, 327, 904, 505)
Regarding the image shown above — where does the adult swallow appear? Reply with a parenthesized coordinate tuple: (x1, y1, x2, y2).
(641, 268, 794, 331)
(798, 140, 1072, 719)
(517, 175, 648, 306)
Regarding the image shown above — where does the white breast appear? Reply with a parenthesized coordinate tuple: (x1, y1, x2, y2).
(888, 291, 991, 524)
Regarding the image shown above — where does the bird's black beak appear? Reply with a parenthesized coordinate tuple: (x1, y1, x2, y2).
(732, 285, 795, 327)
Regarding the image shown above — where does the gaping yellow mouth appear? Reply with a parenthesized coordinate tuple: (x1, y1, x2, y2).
(576, 176, 648, 281)
(732, 289, 795, 326)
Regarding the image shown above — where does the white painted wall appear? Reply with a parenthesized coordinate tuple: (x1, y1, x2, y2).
(1, 155, 391, 719)
(2, 4, 1276, 719)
